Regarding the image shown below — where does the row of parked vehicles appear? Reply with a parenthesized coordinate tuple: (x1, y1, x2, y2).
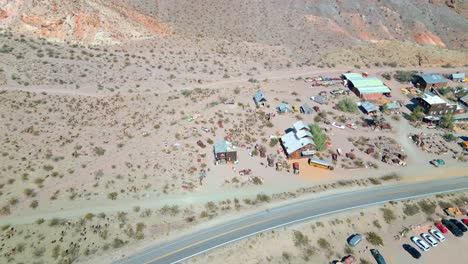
(405, 218, 468, 259)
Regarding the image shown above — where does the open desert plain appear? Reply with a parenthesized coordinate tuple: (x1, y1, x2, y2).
(0, 1, 468, 264)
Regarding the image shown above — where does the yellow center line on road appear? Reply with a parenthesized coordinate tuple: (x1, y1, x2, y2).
(143, 183, 464, 263)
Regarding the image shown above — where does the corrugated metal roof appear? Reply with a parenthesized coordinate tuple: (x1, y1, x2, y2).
(361, 101, 377, 113)
(214, 141, 236, 154)
(343, 73, 363, 79)
(253, 90, 266, 104)
(277, 103, 292, 112)
(452, 73, 465, 79)
(293, 120, 309, 131)
(418, 74, 448, 84)
(357, 85, 391, 94)
(301, 103, 314, 114)
(385, 101, 401, 109)
(281, 131, 315, 155)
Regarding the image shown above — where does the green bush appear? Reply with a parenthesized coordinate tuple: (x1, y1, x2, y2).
(309, 124, 327, 151)
(337, 98, 357, 113)
(402, 204, 420, 216)
(366, 232, 384, 246)
(381, 208, 396, 223)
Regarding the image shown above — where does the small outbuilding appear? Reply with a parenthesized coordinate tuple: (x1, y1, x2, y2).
(213, 141, 237, 165)
(450, 73, 465, 82)
(253, 90, 267, 107)
(360, 101, 378, 114)
(414, 74, 448, 90)
(310, 95, 328, 105)
(300, 103, 314, 114)
(277, 103, 292, 113)
(384, 101, 401, 111)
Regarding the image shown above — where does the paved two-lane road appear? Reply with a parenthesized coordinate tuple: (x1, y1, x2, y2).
(117, 176, 468, 264)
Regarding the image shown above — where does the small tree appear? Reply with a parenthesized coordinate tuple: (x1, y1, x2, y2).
(337, 98, 358, 113)
(439, 113, 454, 129)
(410, 105, 424, 122)
(309, 124, 327, 151)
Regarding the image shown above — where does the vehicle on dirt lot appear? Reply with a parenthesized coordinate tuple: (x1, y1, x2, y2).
(435, 222, 448, 233)
(441, 219, 464, 237)
(370, 249, 387, 264)
(429, 229, 445, 242)
(411, 236, 430, 252)
(421, 233, 438, 247)
(430, 159, 445, 167)
(450, 219, 468, 232)
(347, 234, 362, 247)
(403, 244, 421, 259)
(313, 106, 320, 112)
(462, 219, 468, 226)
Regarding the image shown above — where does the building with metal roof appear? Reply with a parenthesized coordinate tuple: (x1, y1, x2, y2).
(253, 90, 267, 106)
(213, 141, 237, 164)
(416, 92, 456, 116)
(277, 103, 292, 113)
(280, 121, 315, 159)
(343, 73, 391, 100)
(300, 103, 314, 114)
(384, 101, 401, 110)
(451, 73, 465, 82)
(415, 74, 448, 90)
(360, 101, 378, 114)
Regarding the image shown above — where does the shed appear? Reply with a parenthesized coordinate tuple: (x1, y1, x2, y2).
(460, 95, 468, 107)
(253, 90, 267, 106)
(385, 101, 401, 110)
(277, 103, 292, 113)
(300, 103, 314, 114)
(213, 141, 237, 164)
(450, 73, 465, 82)
(360, 101, 378, 114)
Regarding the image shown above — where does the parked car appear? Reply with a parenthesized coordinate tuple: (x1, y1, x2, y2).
(411, 236, 430, 252)
(347, 234, 362, 247)
(403, 244, 421, 259)
(430, 159, 445, 167)
(462, 219, 468, 226)
(429, 229, 446, 242)
(313, 106, 320, 112)
(450, 219, 468, 232)
(441, 219, 464, 237)
(370, 249, 387, 264)
(421, 233, 438, 247)
(435, 222, 448, 233)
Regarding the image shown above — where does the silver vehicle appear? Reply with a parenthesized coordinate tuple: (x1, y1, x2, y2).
(421, 233, 438, 247)
(429, 229, 446, 242)
(347, 234, 362, 247)
(411, 236, 430, 252)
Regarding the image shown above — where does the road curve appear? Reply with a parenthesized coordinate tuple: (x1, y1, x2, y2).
(117, 176, 468, 264)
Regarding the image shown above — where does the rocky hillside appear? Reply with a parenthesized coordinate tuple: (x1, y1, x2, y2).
(1, 0, 467, 50)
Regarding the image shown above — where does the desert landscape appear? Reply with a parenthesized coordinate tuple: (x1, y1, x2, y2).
(0, 1, 468, 264)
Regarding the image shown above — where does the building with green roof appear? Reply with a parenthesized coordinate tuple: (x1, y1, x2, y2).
(343, 73, 391, 100)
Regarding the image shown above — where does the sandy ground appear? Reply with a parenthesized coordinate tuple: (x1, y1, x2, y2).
(187, 191, 468, 264)
(0, 66, 467, 264)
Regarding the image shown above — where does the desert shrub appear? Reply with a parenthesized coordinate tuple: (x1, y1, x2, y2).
(394, 71, 416, 82)
(293, 231, 310, 247)
(381, 208, 396, 223)
(373, 220, 382, 229)
(337, 98, 357, 113)
(107, 192, 118, 200)
(366, 232, 384, 246)
(317, 238, 331, 250)
(418, 200, 436, 215)
(269, 138, 278, 147)
(402, 204, 420, 216)
(256, 194, 271, 203)
(369, 178, 381, 185)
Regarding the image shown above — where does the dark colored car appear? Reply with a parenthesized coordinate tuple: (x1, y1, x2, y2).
(313, 106, 320, 112)
(370, 249, 387, 264)
(403, 244, 421, 259)
(442, 219, 464, 237)
(450, 219, 468, 232)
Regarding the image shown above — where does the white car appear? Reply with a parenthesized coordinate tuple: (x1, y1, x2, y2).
(421, 233, 438, 247)
(429, 229, 446, 242)
(411, 236, 430, 251)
